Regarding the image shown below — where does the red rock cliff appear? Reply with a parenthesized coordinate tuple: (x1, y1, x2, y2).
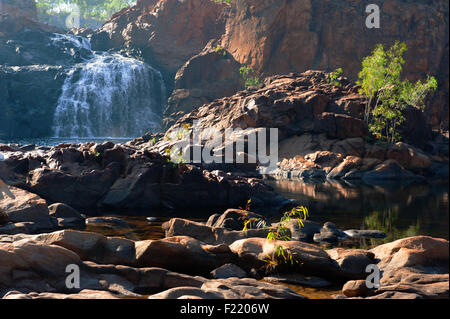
(221, 0, 449, 130)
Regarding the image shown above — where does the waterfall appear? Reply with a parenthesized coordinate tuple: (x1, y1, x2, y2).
(51, 34, 166, 138)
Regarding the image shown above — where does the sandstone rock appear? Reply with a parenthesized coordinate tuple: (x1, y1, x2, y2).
(229, 237, 341, 279)
(368, 236, 450, 299)
(210, 263, 247, 279)
(48, 203, 85, 230)
(344, 229, 386, 239)
(362, 160, 422, 183)
(91, 0, 227, 75)
(0, 186, 55, 232)
(313, 222, 348, 244)
(135, 236, 237, 275)
(164, 39, 243, 127)
(327, 248, 375, 279)
(2, 290, 121, 299)
(149, 277, 305, 299)
(210, 209, 269, 231)
(2, 143, 284, 211)
(280, 219, 322, 243)
(221, 0, 448, 130)
(33, 230, 137, 266)
(163, 217, 273, 246)
(342, 280, 372, 298)
(327, 156, 363, 179)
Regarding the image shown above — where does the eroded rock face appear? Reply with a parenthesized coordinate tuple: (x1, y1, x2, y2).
(221, 0, 449, 130)
(164, 39, 244, 128)
(91, 0, 227, 77)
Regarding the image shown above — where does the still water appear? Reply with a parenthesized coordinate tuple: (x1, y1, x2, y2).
(265, 178, 449, 243)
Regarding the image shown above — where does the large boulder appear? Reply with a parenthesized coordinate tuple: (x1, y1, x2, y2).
(0, 185, 55, 232)
(342, 236, 449, 299)
(229, 237, 341, 279)
(135, 236, 238, 275)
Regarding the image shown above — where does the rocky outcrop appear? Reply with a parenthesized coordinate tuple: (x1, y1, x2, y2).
(221, 0, 449, 130)
(164, 39, 244, 128)
(98, 0, 448, 130)
(91, 0, 228, 77)
(0, 8, 87, 138)
(0, 230, 304, 299)
(159, 71, 446, 181)
(0, 142, 285, 211)
(340, 236, 449, 299)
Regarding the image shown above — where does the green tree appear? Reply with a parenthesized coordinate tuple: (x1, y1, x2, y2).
(35, 0, 135, 27)
(240, 66, 261, 88)
(357, 41, 438, 144)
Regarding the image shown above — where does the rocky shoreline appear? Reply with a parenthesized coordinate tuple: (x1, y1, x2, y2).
(0, 209, 448, 299)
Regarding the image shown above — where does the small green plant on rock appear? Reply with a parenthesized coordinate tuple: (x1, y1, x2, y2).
(327, 68, 343, 87)
(215, 44, 227, 57)
(212, 0, 232, 5)
(240, 66, 261, 88)
(241, 204, 309, 268)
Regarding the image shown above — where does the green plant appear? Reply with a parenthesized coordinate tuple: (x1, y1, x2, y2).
(215, 44, 227, 57)
(212, 0, 232, 5)
(240, 66, 261, 88)
(36, 0, 136, 27)
(357, 41, 438, 144)
(241, 205, 309, 268)
(327, 68, 343, 87)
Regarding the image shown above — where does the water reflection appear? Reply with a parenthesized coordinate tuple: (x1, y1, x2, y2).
(265, 178, 449, 242)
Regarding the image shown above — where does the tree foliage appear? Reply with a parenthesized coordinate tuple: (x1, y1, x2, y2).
(239, 66, 261, 88)
(35, 0, 136, 28)
(357, 41, 438, 144)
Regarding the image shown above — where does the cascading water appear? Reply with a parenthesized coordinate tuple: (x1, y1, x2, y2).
(50, 34, 166, 138)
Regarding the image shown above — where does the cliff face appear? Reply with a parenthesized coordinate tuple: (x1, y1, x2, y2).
(221, 0, 449, 130)
(91, 0, 227, 77)
(97, 0, 447, 130)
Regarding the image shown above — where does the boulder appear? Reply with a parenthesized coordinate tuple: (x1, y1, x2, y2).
(48, 203, 85, 230)
(362, 160, 422, 183)
(313, 222, 348, 244)
(229, 237, 341, 279)
(32, 230, 137, 266)
(342, 280, 373, 298)
(135, 236, 237, 275)
(327, 248, 375, 279)
(0, 186, 55, 232)
(149, 277, 305, 299)
(344, 229, 386, 239)
(279, 219, 322, 243)
(210, 263, 247, 279)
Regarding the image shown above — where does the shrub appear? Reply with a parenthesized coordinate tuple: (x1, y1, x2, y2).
(357, 41, 438, 144)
